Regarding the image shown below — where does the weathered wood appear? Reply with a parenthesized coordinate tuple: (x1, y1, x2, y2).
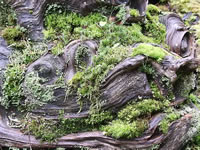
(0, 105, 199, 149)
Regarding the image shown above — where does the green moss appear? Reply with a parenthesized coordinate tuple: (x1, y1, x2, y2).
(2, 26, 24, 45)
(75, 44, 90, 72)
(170, 0, 200, 14)
(132, 44, 168, 62)
(1, 62, 25, 108)
(22, 72, 54, 110)
(1, 42, 46, 109)
(116, 4, 127, 23)
(150, 82, 166, 101)
(159, 109, 181, 134)
(23, 111, 113, 142)
(102, 119, 148, 139)
(69, 46, 130, 110)
(118, 99, 168, 122)
(145, 5, 166, 44)
(147, 4, 161, 15)
(130, 9, 140, 17)
(0, 0, 16, 27)
(51, 41, 65, 56)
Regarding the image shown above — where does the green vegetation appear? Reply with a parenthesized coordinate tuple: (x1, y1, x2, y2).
(0, 42, 46, 109)
(75, 44, 91, 72)
(118, 99, 168, 122)
(144, 5, 166, 44)
(170, 0, 200, 14)
(101, 99, 169, 139)
(0, 3, 185, 142)
(69, 46, 130, 110)
(132, 44, 168, 62)
(102, 119, 148, 139)
(130, 9, 140, 17)
(22, 72, 54, 111)
(159, 108, 181, 134)
(0, 0, 16, 27)
(2, 26, 26, 46)
(23, 111, 113, 142)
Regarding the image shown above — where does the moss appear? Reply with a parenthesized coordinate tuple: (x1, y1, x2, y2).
(170, 0, 200, 14)
(102, 119, 148, 139)
(174, 72, 196, 97)
(118, 99, 168, 122)
(144, 5, 166, 44)
(130, 9, 140, 17)
(1, 42, 46, 109)
(159, 109, 181, 134)
(1, 62, 25, 108)
(116, 4, 127, 23)
(0, 0, 16, 27)
(132, 44, 168, 62)
(22, 72, 55, 111)
(51, 41, 65, 56)
(147, 4, 161, 15)
(75, 44, 90, 72)
(100, 99, 169, 139)
(22, 111, 113, 142)
(2, 26, 24, 45)
(150, 82, 166, 101)
(69, 46, 130, 110)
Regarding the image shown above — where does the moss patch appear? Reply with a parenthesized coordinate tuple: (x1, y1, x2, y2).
(132, 44, 168, 62)
(23, 111, 113, 142)
(0, 42, 46, 109)
(159, 108, 181, 134)
(101, 99, 169, 139)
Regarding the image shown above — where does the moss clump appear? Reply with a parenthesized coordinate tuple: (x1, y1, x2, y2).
(0, 62, 25, 108)
(102, 119, 148, 139)
(170, 0, 200, 14)
(144, 5, 166, 44)
(0, 0, 16, 27)
(23, 111, 113, 142)
(159, 109, 181, 134)
(132, 44, 168, 62)
(69, 46, 130, 110)
(2, 26, 25, 45)
(101, 99, 169, 139)
(51, 41, 65, 56)
(130, 9, 140, 17)
(118, 99, 168, 122)
(0, 42, 46, 109)
(22, 72, 55, 110)
(75, 45, 91, 72)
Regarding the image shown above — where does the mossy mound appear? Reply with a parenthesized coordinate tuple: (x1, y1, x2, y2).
(0, 3, 191, 143)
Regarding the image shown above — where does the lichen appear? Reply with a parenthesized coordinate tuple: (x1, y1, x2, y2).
(174, 72, 196, 97)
